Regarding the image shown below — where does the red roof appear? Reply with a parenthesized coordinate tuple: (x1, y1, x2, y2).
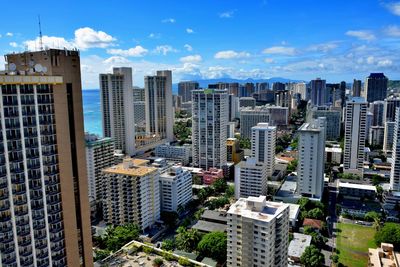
(303, 218, 323, 229)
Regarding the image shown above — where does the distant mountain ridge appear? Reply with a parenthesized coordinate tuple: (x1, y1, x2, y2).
(172, 77, 305, 93)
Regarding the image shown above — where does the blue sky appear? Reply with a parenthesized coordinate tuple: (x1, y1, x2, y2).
(1, 0, 400, 88)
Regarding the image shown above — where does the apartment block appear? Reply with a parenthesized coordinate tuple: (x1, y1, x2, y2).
(155, 143, 191, 166)
(192, 89, 228, 170)
(159, 166, 192, 212)
(297, 118, 326, 199)
(227, 196, 290, 267)
(102, 159, 160, 230)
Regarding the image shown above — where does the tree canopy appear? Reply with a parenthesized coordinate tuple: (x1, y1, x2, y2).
(375, 223, 400, 250)
(197, 232, 227, 262)
(175, 226, 202, 252)
(300, 245, 325, 267)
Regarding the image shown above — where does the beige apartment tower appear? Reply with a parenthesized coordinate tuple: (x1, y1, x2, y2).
(2, 49, 93, 266)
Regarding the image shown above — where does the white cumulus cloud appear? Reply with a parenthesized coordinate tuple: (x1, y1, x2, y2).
(219, 10, 235, 18)
(385, 2, 400, 16)
(186, 28, 194, 34)
(74, 27, 115, 50)
(180, 55, 202, 63)
(24, 36, 75, 51)
(153, 45, 178, 55)
(346, 30, 376, 41)
(214, 50, 250, 59)
(262, 46, 296, 55)
(107, 46, 148, 57)
(162, 18, 176, 23)
(384, 25, 400, 37)
(9, 42, 18, 48)
(6, 32, 13, 37)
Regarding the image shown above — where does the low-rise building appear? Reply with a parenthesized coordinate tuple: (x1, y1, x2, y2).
(155, 143, 191, 165)
(159, 165, 192, 212)
(288, 233, 312, 265)
(199, 167, 224, 185)
(368, 243, 400, 267)
(325, 145, 342, 164)
(338, 182, 376, 199)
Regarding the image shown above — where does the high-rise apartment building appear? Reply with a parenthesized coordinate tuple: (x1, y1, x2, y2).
(85, 134, 115, 202)
(227, 138, 244, 164)
(297, 118, 326, 199)
(365, 73, 388, 103)
(2, 49, 93, 266)
(100, 67, 135, 155)
(192, 89, 228, 170)
(102, 158, 160, 229)
(144, 70, 174, 141)
(251, 123, 276, 176)
(370, 101, 385, 126)
(344, 97, 368, 176)
(306, 106, 341, 140)
(384, 121, 396, 153)
(310, 78, 327, 106)
(178, 81, 199, 102)
(352, 79, 362, 97)
(227, 196, 289, 267)
(240, 106, 288, 139)
(384, 96, 400, 123)
(391, 108, 400, 191)
(159, 166, 192, 212)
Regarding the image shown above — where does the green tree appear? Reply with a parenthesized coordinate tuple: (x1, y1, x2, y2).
(225, 185, 235, 198)
(364, 211, 381, 222)
(104, 223, 140, 251)
(330, 254, 339, 264)
(307, 208, 324, 220)
(175, 227, 202, 252)
(300, 245, 325, 267)
(375, 223, 400, 250)
(197, 232, 227, 262)
(212, 178, 227, 193)
(239, 137, 251, 149)
(162, 239, 175, 251)
(94, 249, 111, 261)
(287, 159, 298, 172)
(376, 185, 384, 201)
(153, 258, 164, 267)
(371, 175, 381, 186)
(194, 208, 205, 220)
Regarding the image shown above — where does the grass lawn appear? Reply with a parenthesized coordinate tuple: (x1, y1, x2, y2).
(336, 223, 376, 267)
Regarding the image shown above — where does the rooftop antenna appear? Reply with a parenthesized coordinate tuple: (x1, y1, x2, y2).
(38, 15, 43, 51)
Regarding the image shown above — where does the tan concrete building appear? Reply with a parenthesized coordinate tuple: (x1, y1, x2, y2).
(368, 243, 400, 267)
(102, 158, 160, 230)
(2, 49, 93, 266)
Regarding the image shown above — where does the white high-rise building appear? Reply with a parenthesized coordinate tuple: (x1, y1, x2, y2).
(344, 97, 368, 176)
(384, 121, 396, 153)
(192, 89, 228, 170)
(144, 70, 174, 141)
(251, 123, 276, 176)
(391, 108, 400, 191)
(159, 166, 192, 212)
(297, 118, 326, 199)
(235, 158, 267, 199)
(100, 67, 136, 155)
(102, 158, 160, 229)
(85, 134, 115, 202)
(227, 196, 290, 267)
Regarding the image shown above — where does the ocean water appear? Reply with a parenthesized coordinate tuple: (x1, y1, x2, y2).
(82, 89, 102, 136)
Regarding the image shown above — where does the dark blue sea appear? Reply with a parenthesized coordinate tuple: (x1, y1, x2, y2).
(82, 89, 102, 136)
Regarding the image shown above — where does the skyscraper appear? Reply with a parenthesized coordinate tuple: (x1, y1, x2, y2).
(297, 118, 326, 199)
(251, 123, 276, 176)
(144, 70, 174, 141)
(227, 196, 289, 267)
(310, 78, 327, 106)
(370, 101, 385, 126)
(365, 73, 388, 103)
(344, 97, 368, 176)
(178, 81, 199, 102)
(2, 49, 93, 266)
(352, 79, 362, 97)
(384, 95, 400, 123)
(100, 67, 135, 155)
(192, 89, 228, 170)
(391, 108, 400, 191)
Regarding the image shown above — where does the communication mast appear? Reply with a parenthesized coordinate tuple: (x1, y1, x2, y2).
(38, 15, 43, 51)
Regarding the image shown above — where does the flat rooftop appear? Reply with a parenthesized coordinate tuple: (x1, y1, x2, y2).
(228, 196, 289, 223)
(103, 158, 157, 177)
(191, 220, 227, 233)
(276, 175, 298, 198)
(338, 182, 377, 191)
(288, 233, 312, 258)
(201, 210, 228, 224)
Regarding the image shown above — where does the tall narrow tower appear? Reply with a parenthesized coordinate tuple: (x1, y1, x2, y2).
(3, 49, 93, 266)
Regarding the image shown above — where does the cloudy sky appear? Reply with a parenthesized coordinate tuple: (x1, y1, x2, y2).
(1, 0, 400, 88)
